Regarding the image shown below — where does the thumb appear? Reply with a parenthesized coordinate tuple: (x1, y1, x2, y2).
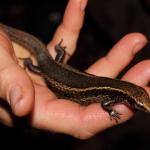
(0, 30, 34, 116)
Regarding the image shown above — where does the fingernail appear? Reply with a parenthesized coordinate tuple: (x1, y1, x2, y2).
(80, 0, 88, 11)
(9, 85, 23, 112)
(133, 41, 148, 53)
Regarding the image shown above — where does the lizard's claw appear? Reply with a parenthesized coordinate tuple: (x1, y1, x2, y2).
(109, 110, 122, 123)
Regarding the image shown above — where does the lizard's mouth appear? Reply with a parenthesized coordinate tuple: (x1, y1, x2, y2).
(134, 102, 150, 113)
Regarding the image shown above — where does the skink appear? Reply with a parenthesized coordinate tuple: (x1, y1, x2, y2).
(0, 22, 149, 122)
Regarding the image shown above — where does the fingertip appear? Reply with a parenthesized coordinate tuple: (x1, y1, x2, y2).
(122, 59, 150, 86)
(123, 32, 148, 53)
(113, 32, 148, 56)
(124, 32, 148, 42)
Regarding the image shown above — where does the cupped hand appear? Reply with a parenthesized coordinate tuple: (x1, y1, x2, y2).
(0, 0, 149, 139)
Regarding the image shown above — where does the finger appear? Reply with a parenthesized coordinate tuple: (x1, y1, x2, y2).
(122, 59, 150, 92)
(0, 31, 34, 117)
(87, 33, 148, 77)
(47, 0, 88, 61)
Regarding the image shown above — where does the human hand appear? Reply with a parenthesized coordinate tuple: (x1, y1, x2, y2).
(0, 0, 149, 139)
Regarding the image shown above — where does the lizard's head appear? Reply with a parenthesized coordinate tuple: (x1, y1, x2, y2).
(133, 89, 150, 113)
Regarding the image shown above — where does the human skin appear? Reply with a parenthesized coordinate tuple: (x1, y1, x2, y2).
(0, 0, 149, 139)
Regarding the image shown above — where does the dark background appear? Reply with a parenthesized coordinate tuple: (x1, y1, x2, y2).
(0, 0, 150, 149)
